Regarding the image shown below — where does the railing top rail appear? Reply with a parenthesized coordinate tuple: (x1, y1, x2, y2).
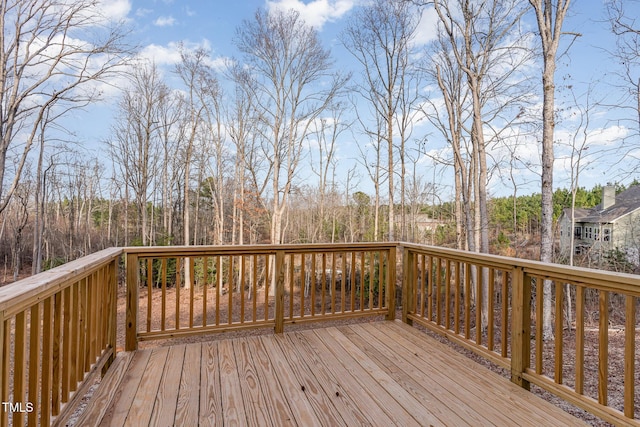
(402, 242, 640, 296)
(0, 247, 123, 313)
(123, 242, 399, 257)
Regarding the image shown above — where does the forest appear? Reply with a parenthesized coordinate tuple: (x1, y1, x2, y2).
(1, 0, 639, 284)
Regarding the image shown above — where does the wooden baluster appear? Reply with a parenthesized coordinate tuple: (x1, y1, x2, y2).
(624, 295, 635, 418)
(511, 267, 531, 390)
(274, 250, 285, 333)
(341, 253, 347, 314)
(241, 255, 246, 324)
(454, 261, 460, 335)
(216, 256, 222, 326)
(264, 255, 270, 322)
(475, 265, 482, 346)
(160, 258, 167, 332)
(189, 257, 195, 328)
(203, 257, 209, 327)
(331, 253, 337, 314)
(300, 254, 307, 318)
(41, 297, 53, 425)
(402, 248, 415, 325)
(359, 252, 364, 313)
(501, 271, 508, 358)
(598, 290, 609, 406)
(28, 304, 41, 426)
(228, 255, 234, 325)
(175, 258, 181, 330)
(535, 276, 543, 374)
(575, 285, 585, 395)
(386, 247, 396, 320)
(52, 292, 62, 415)
(487, 268, 495, 351)
(554, 281, 564, 384)
(464, 263, 471, 339)
(147, 259, 153, 332)
(252, 255, 258, 323)
(290, 254, 295, 319)
(125, 252, 139, 351)
(14, 311, 27, 426)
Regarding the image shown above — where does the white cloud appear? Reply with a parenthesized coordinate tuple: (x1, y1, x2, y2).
(413, 7, 438, 46)
(154, 16, 177, 27)
(138, 40, 231, 72)
(136, 8, 153, 17)
(96, 0, 131, 21)
(266, 0, 357, 30)
(138, 42, 182, 66)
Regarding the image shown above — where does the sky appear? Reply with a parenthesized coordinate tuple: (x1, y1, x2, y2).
(72, 0, 640, 201)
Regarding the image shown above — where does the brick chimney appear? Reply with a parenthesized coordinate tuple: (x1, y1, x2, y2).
(602, 185, 615, 209)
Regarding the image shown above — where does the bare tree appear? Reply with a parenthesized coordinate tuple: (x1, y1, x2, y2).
(432, 0, 530, 254)
(108, 63, 167, 246)
(606, 0, 640, 132)
(354, 100, 388, 242)
(529, 0, 573, 339)
(423, 29, 471, 251)
(309, 104, 350, 242)
(342, 0, 420, 241)
(227, 65, 268, 246)
(235, 8, 347, 245)
(0, 0, 131, 214)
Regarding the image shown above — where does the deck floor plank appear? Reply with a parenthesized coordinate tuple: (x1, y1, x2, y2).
(148, 344, 185, 427)
(304, 328, 422, 426)
(198, 342, 223, 427)
(259, 334, 327, 426)
(124, 347, 169, 427)
(99, 349, 152, 426)
(280, 331, 375, 426)
(375, 323, 524, 423)
(322, 326, 443, 426)
(74, 321, 587, 427)
(233, 338, 275, 426)
(174, 343, 201, 426)
(340, 324, 476, 426)
(271, 333, 366, 426)
(73, 351, 134, 426)
(218, 338, 247, 426)
(241, 336, 296, 426)
(287, 330, 398, 426)
(383, 320, 585, 426)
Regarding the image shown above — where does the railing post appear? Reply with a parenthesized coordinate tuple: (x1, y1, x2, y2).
(106, 258, 118, 369)
(125, 252, 139, 351)
(511, 266, 531, 390)
(402, 246, 415, 325)
(386, 246, 396, 320)
(274, 250, 286, 334)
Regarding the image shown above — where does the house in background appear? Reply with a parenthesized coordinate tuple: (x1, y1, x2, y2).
(558, 185, 640, 265)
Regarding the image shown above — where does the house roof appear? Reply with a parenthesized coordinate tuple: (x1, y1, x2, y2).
(572, 185, 640, 223)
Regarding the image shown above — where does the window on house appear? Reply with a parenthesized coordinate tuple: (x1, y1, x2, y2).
(594, 228, 600, 240)
(574, 227, 582, 238)
(603, 228, 611, 242)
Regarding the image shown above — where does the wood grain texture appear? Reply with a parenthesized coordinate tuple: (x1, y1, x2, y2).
(72, 322, 589, 427)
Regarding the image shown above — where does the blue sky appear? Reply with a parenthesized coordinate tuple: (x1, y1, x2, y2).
(79, 0, 640, 200)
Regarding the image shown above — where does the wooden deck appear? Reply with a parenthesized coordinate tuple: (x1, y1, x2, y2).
(75, 320, 585, 427)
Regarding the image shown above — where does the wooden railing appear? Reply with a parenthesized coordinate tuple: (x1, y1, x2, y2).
(402, 243, 640, 426)
(0, 242, 637, 426)
(124, 243, 397, 350)
(0, 248, 121, 427)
